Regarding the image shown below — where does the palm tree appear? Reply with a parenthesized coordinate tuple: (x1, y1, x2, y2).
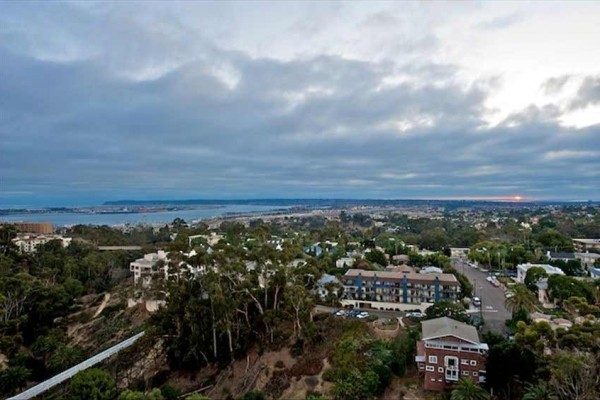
(505, 284, 538, 316)
(450, 378, 489, 400)
(522, 382, 556, 400)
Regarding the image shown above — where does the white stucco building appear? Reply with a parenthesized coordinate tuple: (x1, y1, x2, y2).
(516, 263, 565, 283)
(130, 250, 170, 286)
(12, 234, 72, 253)
(336, 257, 355, 269)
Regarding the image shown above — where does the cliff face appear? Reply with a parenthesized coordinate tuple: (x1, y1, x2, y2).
(114, 340, 167, 389)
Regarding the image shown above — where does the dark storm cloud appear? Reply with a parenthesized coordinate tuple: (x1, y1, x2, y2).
(0, 3, 598, 205)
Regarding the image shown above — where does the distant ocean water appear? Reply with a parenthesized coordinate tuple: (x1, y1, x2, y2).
(0, 204, 290, 227)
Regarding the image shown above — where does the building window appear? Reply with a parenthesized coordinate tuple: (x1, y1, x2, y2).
(462, 370, 469, 376)
(428, 356, 437, 364)
(438, 367, 444, 373)
(470, 360, 477, 366)
(473, 372, 479, 377)
(461, 359, 469, 365)
(426, 366, 435, 372)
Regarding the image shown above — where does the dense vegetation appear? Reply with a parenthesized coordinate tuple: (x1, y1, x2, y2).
(1, 203, 599, 399)
(0, 225, 144, 397)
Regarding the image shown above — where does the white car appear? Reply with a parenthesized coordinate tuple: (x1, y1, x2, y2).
(357, 311, 369, 319)
(335, 310, 346, 316)
(406, 312, 425, 318)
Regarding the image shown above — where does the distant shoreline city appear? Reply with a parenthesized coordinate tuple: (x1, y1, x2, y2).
(1, 198, 599, 228)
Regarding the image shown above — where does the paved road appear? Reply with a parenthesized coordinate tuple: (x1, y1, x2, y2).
(8, 332, 145, 400)
(454, 259, 511, 333)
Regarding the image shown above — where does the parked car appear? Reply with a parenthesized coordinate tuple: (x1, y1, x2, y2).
(486, 276, 494, 283)
(406, 312, 426, 318)
(505, 291, 514, 299)
(472, 297, 481, 307)
(357, 311, 369, 319)
(335, 310, 346, 316)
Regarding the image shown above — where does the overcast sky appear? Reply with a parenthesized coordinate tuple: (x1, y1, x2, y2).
(1, 1, 599, 206)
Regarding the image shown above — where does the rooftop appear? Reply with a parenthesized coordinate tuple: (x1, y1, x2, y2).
(344, 269, 459, 284)
(516, 263, 565, 275)
(573, 238, 600, 244)
(575, 252, 600, 259)
(548, 252, 575, 259)
(317, 273, 339, 286)
(421, 317, 481, 344)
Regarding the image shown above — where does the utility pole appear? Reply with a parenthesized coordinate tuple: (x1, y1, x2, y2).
(479, 284, 483, 322)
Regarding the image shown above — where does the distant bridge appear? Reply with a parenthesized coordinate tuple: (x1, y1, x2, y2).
(8, 331, 145, 400)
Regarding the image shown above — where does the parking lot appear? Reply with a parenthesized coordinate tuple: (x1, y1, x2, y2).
(314, 305, 406, 320)
(333, 309, 370, 319)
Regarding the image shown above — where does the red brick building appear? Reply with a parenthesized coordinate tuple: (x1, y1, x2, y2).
(415, 317, 488, 391)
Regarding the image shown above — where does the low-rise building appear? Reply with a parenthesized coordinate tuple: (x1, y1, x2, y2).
(12, 234, 72, 253)
(516, 263, 565, 283)
(305, 244, 323, 257)
(392, 254, 410, 264)
(450, 248, 470, 258)
(336, 257, 355, 269)
(316, 274, 341, 299)
(130, 250, 170, 286)
(573, 238, 600, 253)
(575, 252, 600, 270)
(416, 317, 488, 391)
(189, 233, 224, 247)
(546, 251, 575, 263)
(342, 269, 460, 308)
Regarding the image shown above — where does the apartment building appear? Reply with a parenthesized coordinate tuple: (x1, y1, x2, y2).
(12, 234, 72, 253)
(416, 317, 488, 391)
(342, 269, 460, 309)
(130, 250, 204, 287)
(130, 250, 170, 286)
(516, 263, 565, 283)
(573, 238, 600, 253)
(11, 222, 54, 234)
